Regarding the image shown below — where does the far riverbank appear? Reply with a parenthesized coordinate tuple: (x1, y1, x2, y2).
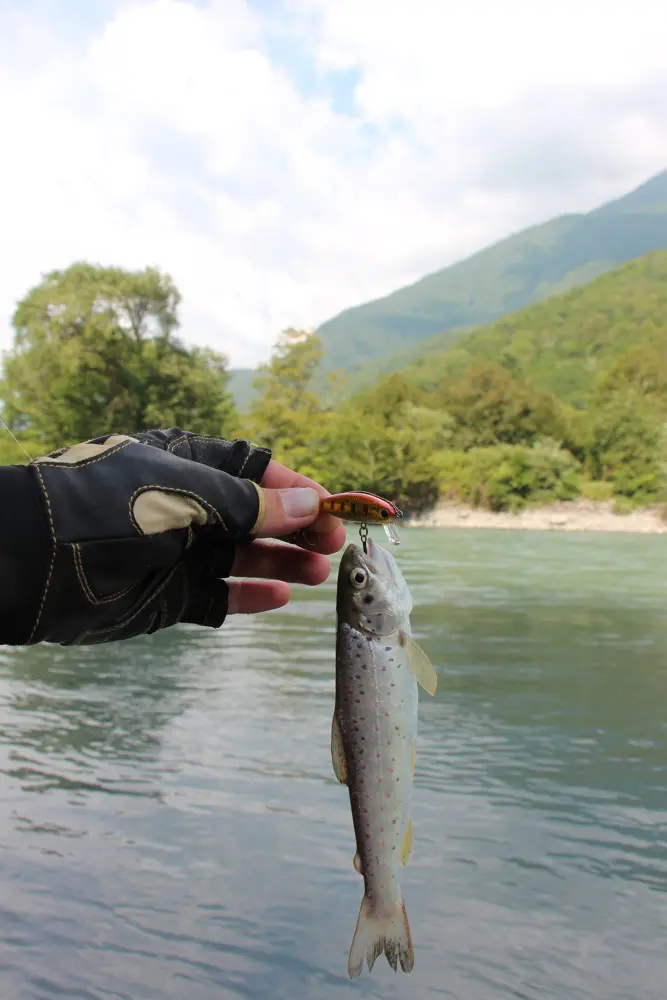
(406, 498, 667, 534)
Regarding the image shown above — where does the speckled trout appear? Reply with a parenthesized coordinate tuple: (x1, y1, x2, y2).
(332, 537, 438, 978)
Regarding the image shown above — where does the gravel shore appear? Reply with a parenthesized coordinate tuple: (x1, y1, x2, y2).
(406, 499, 667, 534)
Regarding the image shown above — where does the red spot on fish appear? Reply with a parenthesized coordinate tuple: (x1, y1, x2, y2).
(380, 827, 384, 833)
(361, 763, 366, 769)
(388, 768, 393, 773)
(376, 752, 381, 759)
(380, 884, 385, 890)
(375, 700, 380, 708)
(375, 726, 379, 733)
(378, 777, 382, 783)
(385, 792, 391, 798)
(384, 712, 389, 717)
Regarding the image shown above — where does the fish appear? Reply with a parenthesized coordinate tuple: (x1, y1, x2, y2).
(332, 536, 438, 978)
(321, 491, 404, 545)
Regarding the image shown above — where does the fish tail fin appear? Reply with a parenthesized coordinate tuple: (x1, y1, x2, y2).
(347, 893, 414, 978)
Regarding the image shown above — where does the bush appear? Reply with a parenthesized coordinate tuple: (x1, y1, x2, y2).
(578, 478, 614, 502)
(435, 438, 580, 512)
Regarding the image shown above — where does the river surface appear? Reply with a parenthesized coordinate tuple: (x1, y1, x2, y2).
(0, 528, 666, 1000)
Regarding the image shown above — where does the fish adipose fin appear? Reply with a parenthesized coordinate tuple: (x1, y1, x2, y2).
(331, 714, 348, 784)
(348, 894, 414, 978)
(400, 632, 438, 696)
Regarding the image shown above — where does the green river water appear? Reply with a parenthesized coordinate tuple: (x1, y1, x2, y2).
(0, 527, 665, 999)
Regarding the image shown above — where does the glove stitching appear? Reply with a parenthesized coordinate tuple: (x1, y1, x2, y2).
(72, 543, 135, 605)
(75, 563, 180, 639)
(238, 449, 252, 476)
(191, 434, 222, 449)
(166, 435, 189, 454)
(127, 485, 229, 533)
(28, 466, 57, 644)
(31, 439, 134, 470)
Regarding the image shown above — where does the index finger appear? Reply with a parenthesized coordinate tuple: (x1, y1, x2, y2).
(260, 459, 341, 535)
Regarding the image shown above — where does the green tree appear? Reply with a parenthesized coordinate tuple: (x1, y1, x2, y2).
(245, 329, 333, 477)
(1, 262, 236, 447)
(314, 382, 455, 511)
(594, 344, 667, 414)
(438, 360, 564, 449)
(588, 390, 665, 502)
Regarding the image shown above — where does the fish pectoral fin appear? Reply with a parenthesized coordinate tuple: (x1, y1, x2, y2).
(331, 713, 348, 784)
(401, 819, 413, 867)
(400, 632, 438, 696)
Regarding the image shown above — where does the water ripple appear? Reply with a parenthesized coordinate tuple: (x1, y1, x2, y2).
(0, 528, 666, 998)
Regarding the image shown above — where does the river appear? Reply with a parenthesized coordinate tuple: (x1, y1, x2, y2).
(0, 528, 665, 999)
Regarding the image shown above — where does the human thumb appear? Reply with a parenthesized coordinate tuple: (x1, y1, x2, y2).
(253, 487, 321, 537)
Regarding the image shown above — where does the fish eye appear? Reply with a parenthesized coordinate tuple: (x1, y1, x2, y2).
(380, 509, 389, 519)
(350, 568, 368, 588)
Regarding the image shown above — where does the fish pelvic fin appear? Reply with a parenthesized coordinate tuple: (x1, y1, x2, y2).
(347, 894, 414, 978)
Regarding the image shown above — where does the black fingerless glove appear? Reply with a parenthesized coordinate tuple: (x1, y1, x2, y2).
(0, 429, 272, 646)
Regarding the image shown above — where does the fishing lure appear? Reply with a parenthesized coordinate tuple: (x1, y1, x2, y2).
(320, 491, 403, 550)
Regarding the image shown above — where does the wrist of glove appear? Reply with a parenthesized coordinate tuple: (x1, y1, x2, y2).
(0, 428, 272, 646)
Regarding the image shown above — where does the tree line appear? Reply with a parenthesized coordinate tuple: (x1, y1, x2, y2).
(1, 262, 665, 514)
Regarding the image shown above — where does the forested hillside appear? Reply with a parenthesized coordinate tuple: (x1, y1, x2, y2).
(3, 251, 667, 518)
(228, 168, 667, 408)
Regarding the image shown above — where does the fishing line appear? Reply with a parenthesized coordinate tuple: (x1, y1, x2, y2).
(0, 415, 33, 463)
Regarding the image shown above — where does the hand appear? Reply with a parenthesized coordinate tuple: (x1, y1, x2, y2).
(19, 428, 346, 645)
(229, 459, 347, 615)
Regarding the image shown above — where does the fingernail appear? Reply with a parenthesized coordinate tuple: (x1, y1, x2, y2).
(280, 487, 320, 519)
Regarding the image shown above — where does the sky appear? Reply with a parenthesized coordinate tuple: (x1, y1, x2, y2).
(1, 0, 667, 369)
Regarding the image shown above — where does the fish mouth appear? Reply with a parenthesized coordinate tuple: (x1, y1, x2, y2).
(341, 537, 380, 575)
(343, 534, 405, 594)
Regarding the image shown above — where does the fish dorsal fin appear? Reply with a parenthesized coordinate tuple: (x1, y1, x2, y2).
(401, 819, 413, 867)
(331, 714, 348, 784)
(400, 632, 438, 696)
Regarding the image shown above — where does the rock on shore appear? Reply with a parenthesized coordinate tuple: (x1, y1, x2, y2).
(406, 499, 667, 534)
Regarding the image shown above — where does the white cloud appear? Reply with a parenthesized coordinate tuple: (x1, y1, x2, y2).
(1, 0, 667, 369)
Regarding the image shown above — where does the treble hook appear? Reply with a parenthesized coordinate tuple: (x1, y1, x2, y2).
(359, 522, 369, 554)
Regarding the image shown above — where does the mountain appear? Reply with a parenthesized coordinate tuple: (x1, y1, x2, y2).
(227, 169, 667, 408)
(398, 249, 667, 407)
(315, 170, 667, 377)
